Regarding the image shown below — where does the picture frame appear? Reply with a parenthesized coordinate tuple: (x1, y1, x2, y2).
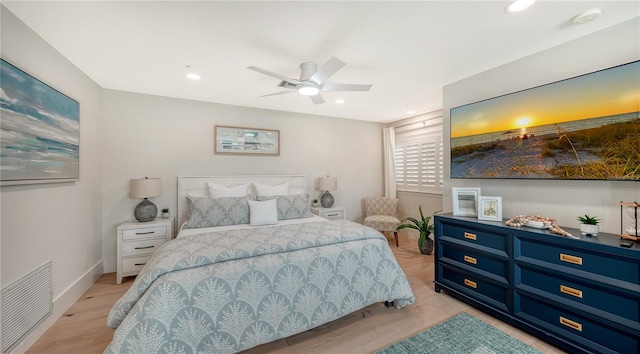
(478, 196, 502, 221)
(214, 125, 280, 156)
(452, 187, 481, 217)
(1, 58, 80, 185)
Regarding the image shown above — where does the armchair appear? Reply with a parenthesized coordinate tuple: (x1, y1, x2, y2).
(363, 197, 401, 246)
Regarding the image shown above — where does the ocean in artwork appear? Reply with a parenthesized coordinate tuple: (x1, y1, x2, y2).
(1, 60, 79, 182)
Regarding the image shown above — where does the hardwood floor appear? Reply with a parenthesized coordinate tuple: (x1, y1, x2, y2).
(26, 234, 566, 354)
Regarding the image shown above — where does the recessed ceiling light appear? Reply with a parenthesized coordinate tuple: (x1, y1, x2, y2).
(335, 99, 345, 104)
(505, 0, 535, 13)
(406, 110, 416, 114)
(572, 8, 601, 25)
(186, 73, 200, 80)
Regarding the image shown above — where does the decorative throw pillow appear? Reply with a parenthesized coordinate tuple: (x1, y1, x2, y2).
(254, 182, 289, 197)
(257, 194, 313, 220)
(248, 199, 278, 226)
(183, 196, 251, 229)
(207, 183, 249, 198)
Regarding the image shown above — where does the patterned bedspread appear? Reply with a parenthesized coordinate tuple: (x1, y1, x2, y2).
(105, 220, 415, 354)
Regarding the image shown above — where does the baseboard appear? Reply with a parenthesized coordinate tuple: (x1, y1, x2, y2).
(9, 260, 104, 354)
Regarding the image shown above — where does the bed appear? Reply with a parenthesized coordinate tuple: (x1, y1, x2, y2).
(105, 175, 415, 354)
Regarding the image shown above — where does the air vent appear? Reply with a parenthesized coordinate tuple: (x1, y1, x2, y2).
(1, 262, 52, 353)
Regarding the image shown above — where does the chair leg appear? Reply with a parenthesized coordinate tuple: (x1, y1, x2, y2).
(394, 231, 399, 247)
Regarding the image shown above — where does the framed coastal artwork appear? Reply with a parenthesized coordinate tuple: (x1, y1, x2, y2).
(214, 125, 280, 156)
(478, 196, 502, 221)
(1, 59, 80, 185)
(450, 60, 640, 181)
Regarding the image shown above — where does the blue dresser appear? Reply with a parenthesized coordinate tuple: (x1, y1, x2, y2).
(434, 213, 640, 354)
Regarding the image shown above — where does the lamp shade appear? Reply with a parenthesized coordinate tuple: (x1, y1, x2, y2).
(130, 177, 162, 199)
(318, 176, 337, 191)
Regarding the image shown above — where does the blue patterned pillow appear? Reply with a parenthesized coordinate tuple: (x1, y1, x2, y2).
(257, 194, 313, 220)
(183, 196, 252, 229)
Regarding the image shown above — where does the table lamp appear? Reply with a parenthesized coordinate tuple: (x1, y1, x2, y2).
(318, 175, 337, 208)
(130, 177, 162, 222)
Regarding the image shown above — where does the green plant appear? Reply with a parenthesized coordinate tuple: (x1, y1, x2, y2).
(577, 214, 600, 225)
(396, 206, 441, 250)
(162, 208, 169, 213)
(313, 199, 318, 203)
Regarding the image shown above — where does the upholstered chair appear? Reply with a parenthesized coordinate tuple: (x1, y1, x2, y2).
(363, 197, 401, 246)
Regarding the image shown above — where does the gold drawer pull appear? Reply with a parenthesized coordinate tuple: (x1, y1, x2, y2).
(464, 255, 477, 265)
(559, 316, 583, 332)
(560, 285, 583, 298)
(560, 253, 583, 265)
(464, 232, 477, 240)
(463, 279, 477, 288)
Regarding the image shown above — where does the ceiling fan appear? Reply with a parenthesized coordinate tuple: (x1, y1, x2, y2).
(247, 57, 372, 104)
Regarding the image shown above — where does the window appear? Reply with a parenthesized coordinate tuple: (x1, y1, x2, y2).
(395, 134, 443, 193)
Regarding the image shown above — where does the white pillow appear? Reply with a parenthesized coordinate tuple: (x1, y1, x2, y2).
(254, 182, 289, 197)
(248, 199, 278, 226)
(207, 183, 249, 198)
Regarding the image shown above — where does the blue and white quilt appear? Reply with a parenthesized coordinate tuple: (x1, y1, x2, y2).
(106, 220, 415, 354)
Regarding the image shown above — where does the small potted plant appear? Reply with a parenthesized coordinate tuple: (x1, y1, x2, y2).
(396, 207, 441, 255)
(161, 208, 170, 219)
(577, 214, 600, 236)
(312, 199, 319, 207)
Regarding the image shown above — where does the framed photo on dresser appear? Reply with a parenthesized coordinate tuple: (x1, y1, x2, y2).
(478, 196, 502, 221)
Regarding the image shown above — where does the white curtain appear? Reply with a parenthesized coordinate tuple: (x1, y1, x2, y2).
(383, 127, 396, 198)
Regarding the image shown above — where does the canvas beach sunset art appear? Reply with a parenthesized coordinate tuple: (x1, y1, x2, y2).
(451, 60, 640, 181)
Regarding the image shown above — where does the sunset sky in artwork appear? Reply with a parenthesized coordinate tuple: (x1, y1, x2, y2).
(450, 61, 640, 138)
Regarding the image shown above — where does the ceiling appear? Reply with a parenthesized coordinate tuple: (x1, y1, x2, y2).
(3, 1, 639, 123)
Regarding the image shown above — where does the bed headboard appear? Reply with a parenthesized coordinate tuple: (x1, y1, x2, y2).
(177, 175, 308, 227)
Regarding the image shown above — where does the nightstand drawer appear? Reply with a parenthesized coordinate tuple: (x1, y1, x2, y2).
(122, 238, 166, 257)
(321, 210, 344, 220)
(440, 222, 508, 252)
(515, 294, 640, 353)
(122, 256, 152, 273)
(122, 226, 167, 240)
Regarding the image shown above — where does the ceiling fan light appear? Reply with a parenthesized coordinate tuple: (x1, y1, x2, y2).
(505, 0, 535, 13)
(298, 85, 320, 96)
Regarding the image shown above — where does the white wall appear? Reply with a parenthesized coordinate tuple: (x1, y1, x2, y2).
(101, 90, 385, 272)
(443, 18, 640, 234)
(0, 6, 103, 352)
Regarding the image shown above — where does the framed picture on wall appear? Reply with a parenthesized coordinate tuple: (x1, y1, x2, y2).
(478, 196, 502, 221)
(214, 125, 280, 156)
(0, 58, 80, 185)
(452, 187, 481, 217)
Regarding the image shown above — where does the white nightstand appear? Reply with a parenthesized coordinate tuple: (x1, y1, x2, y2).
(116, 217, 173, 284)
(311, 206, 346, 220)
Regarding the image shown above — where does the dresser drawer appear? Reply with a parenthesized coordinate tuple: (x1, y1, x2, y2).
(516, 237, 640, 284)
(442, 245, 508, 281)
(122, 238, 166, 257)
(515, 294, 639, 354)
(440, 222, 508, 252)
(122, 226, 168, 240)
(321, 209, 344, 220)
(440, 265, 509, 311)
(516, 266, 640, 326)
(122, 256, 152, 273)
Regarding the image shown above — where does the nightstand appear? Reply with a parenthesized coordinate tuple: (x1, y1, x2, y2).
(116, 217, 173, 284)
(311, 206, 346, 220)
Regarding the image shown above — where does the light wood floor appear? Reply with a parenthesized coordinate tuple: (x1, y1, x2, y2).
(27, 234, 567, 354)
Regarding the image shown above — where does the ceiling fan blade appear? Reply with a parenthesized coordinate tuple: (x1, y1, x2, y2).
(321, 83, 372, 92)
(310, 94, 325, 105)
(247, 66, 302, 85)
(309, 57, 345, 85)
(260, 90, 295, 97)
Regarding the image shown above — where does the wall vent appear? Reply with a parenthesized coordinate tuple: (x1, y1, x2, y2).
(1, 262, 52, 353)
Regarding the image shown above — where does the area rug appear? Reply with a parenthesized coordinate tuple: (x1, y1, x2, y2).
(375, 312, 542, 354)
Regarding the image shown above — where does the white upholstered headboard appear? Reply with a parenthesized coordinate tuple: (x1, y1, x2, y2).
(177, 175, 308, 227)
